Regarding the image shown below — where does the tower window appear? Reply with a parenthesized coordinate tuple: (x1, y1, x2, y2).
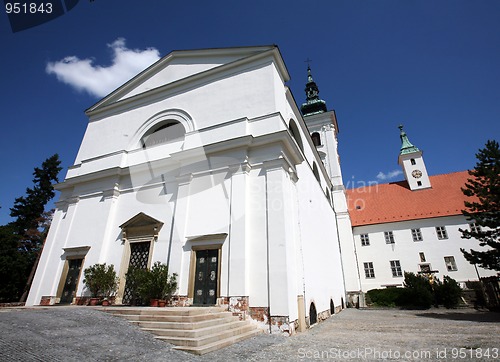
(288, 119, 304, 153)
(417, 181, 422, 186)
(311, 132, 321, 147)
(410, 158, 416, 165)
(419, 252, 426, 262)
(312, 162, 320, 183)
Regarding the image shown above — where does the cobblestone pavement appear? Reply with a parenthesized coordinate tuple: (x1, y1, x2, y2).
(0, 306, 499, 361)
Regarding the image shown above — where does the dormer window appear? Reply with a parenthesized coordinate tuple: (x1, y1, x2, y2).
(141, 121, 185, 149)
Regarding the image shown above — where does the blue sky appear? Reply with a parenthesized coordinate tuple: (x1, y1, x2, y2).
(1, 0, 499, 225)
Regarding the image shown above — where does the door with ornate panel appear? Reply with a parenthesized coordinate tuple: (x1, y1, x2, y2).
(193, 249, 219, 305)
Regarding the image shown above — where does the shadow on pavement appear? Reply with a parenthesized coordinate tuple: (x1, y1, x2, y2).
(415, 310, 500, 323)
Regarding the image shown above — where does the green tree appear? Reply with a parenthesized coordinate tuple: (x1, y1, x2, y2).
(10, 154, 62, 253)
(460, 140, 500, 271)
(0, 154, 62, 302)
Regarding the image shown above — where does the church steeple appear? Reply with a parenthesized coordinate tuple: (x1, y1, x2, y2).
(399, 124, 420, 155)
(301, 66, 328, 116)
(397, 125, 431, 190)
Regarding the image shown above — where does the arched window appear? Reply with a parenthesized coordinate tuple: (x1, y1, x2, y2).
(141, 121, 185, 149)
(410, 158, 416, 165)
(309, 302, 317, 326)
(312, 162, 320, 183)
(288, 119, 303, 153)
(311, 132, 321, 147)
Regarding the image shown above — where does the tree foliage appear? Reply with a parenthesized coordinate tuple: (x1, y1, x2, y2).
(10, 154, 62, 253)
(0, 154, 61, 302)
(460, 140, 500, 271)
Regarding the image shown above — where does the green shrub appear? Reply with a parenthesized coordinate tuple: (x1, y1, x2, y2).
(138, 262, 178, 301)
(396, 272, 433, 309)
(83, 263, 118, 298)
(367, 288, 405, 307)
(435, 275, 462, 308)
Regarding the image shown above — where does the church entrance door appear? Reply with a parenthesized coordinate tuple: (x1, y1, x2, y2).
(60, 258, 83, 304)
(122, 241, 151, 305)
(193, 249, 219, 305)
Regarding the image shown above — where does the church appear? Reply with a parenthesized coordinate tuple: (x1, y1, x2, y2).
(26, 44, 493, 330)
(26, 45, 356, 333)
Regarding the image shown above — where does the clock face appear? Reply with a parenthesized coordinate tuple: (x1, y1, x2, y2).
(412, 169, 423, 179)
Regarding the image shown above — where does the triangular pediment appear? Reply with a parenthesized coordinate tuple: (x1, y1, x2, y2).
(86, 45, 287, 116)
(119, 212, 163, 229)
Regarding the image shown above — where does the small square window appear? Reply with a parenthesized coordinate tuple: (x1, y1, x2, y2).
(417, 181, 422, 186)
(384, 231, 395, 244)
(411, 228, 423, 242)
(444, 256, 458, 271)
(364, 262, 375, 278)
(390, 260, 403, 277)
(436, 226, 448, 240)
(360, 234, 370, 246)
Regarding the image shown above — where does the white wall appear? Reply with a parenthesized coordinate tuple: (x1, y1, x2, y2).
(353, 215, 497, 291)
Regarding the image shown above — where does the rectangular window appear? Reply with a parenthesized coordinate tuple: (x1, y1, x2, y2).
(412, 228, 423, 242)
(469, 222, 481, 233)
(360, 234, 370, 246)
(419, 252, 426, 262)
(384, 231, 395, 244)
(364, 262, 375, 278)
(444, 256, 458, 271)
(390, 260, 403, 277)
(436, 226, 448, 240)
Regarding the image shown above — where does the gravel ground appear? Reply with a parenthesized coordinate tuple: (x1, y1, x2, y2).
(0, 306, 499, 361)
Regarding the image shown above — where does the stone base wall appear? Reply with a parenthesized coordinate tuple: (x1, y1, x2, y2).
(169, 295, 190, 307)
(40, 296, 57, 306)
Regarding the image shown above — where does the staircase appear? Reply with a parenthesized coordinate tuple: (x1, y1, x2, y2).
(103, 306, 262, 355)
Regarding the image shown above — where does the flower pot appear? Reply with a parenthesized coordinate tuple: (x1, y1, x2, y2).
(102, 299, 110, 306)
(89, 298, 99, 306)
(158, 299, 166, 307)
(150, 299, 159, 307)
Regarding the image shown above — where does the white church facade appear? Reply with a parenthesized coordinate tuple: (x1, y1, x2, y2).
(346, 127, 497, 292)
(26, 46, 355, 333)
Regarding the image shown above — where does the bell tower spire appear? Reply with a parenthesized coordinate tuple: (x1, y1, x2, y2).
(397, 125, 431, 190)
(301, 65, 328, 116)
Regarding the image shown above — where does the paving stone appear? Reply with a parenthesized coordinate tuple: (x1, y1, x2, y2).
(0, 307, 499, 361)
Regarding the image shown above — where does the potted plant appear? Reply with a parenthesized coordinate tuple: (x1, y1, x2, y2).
(125, 266, 147, 306)
(83, 263, 118, 306)
(139, 262, 178, 307)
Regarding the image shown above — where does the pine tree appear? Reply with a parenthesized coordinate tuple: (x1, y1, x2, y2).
(460, 140, 500, 271)
(10, 154, 62, 253)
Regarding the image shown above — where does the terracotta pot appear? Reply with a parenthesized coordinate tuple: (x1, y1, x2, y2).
(89, 298, 99, 306)
(150, 299, 159, 307)
(102, 299, 110, 306)
(158, 300, 166, 307)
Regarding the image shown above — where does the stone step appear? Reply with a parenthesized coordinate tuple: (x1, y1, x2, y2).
(142, 320, 248, 338)
(155, 323, 257, 347)
(103, 306, 225, 316)
(116, 312, 232, 323)
(132, 315, 238, 330)
(102, 307, 263, 354)
(172, 329, 263, 355)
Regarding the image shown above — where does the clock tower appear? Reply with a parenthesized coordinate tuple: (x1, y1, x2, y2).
(397, 125, 431, 190)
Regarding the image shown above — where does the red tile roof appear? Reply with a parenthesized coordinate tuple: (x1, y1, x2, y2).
(346, 171, 473, 227)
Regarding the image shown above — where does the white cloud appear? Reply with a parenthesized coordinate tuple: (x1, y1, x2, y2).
(46, 38, 161, 98)
(376, 169, 403, 181)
